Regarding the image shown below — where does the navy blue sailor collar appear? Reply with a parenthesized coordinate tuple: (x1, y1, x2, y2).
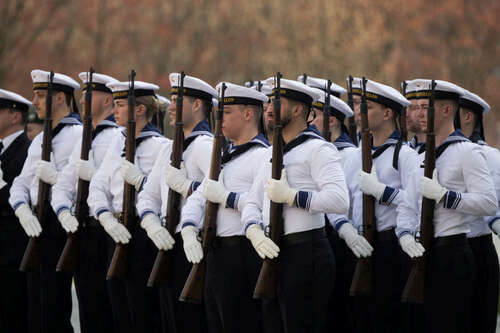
(222, 133, 269, 164)
(92, 114, 119, 140)
(418, 129, 470, 157)
(371, 130, 400, 159)
(52, 112, 82, 139)
(334, 132, 356, 151)
(183, 120, 213, 151)
(283, 124, 325, 154)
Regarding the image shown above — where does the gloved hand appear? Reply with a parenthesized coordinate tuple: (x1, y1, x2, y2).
(338, 223, 373, 258)
(491, 220, 500, 236)
(75, 151, 95, 181)
(35, 160, 58, 185)
(165, 163, 191, 198)
(0, 162, 6, 190)
(246, 224, 280, 259)
(202, 177, 230, 205)
(120, 159, 145, 191)
(58, 209, 79, 233)
(399, 234, 425, 258)
(15, 204, 42, 237)
(420, 169, 447, 202)
(181, 225, 203, 263)
(98, 211, 131, 244)
(358, 165, 386, 200)
(141, 214, 175, 250)
(265, 169, 297, 207)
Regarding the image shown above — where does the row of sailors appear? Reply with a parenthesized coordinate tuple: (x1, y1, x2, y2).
(0, 69, 498, 333)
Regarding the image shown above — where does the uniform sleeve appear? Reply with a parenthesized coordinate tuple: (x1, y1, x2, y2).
(189, 136, 213, 192)
(483, 146, 500, 229)
(180, 181, 206, 230)
(296, 144, 349, 214)
(396, 167, 421, 239)
(137, 144, 169, 220)
(241, 162, 267, 232)
(9, 138, 39, 209)
(50, 138, 81, 215)
(87, 136, 120, 218)
(445, 145, 498, 216)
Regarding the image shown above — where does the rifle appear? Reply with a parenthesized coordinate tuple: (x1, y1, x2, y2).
(302, 73, 307, 84)
(322, 80, 332, 141)
(20, 71, 55, 272)
(350, 77, 376, 296)
(253, 72, 284, 299)
(147, 72, 186, 287)
(106, 70, 136, 279)
(400, 81, 408, 142)
(179, 83, 227, 303)
(401, 80, 436, 303)
(347, 75, 358, 145)
(56, 68, 94, 272)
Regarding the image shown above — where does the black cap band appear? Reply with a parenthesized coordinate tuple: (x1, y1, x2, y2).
(405, 90, 460, 101)
(113, 89, 155, 100)
(272, 88, 313, 107)
(0, 98, 29, 112)
(171, 86, 213, 102)
(33, 82, 75, 94)
(83, 82, 112, 94)
(312, 102, 346, 122)
(222, 96, 263, 107)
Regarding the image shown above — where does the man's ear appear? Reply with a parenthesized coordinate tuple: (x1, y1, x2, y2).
(242, 106, 253, 121)
(54, 91, 66, 106)
(136, 104, 147, 117)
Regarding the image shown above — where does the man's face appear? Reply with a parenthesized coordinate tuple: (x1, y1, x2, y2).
(0, 108, 16, 138)
(414, 99, 430, 132)
(366, 100, 388, 131)
(32, 90, 47, 119)
(79, 90, 109, 116)
(352, 95, 361, 128)
(112, 99, 141, 127)
(266, 96, 294, 128)
(168, 95, 196, 127)
(406, 99, 423, 133)
(222, 104, 246, 140)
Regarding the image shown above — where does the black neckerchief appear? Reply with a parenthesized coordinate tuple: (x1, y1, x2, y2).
(183, 120, 212, 151)
(333, 132, 356, 151)
(419, 130, 470, 161)
(92, 114, 118, 140)
(120, 122, 162, 157)
(283, 125, 324, 155)
(52, 112, 82, 139)
(371, 131, 400, 159)
(222, 133, 269, 164)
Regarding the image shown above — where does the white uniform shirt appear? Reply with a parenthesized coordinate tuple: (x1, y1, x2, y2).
(241, 127, 349, 235)
(397, 131, 498, 238)
(331, 133, 420, 237)
(87, 124, 169, 217)
(51, 116, 121, 215)
(9, 114, 82, 209)
(181, 134, 269, 237)
(136, 120, 213, 234)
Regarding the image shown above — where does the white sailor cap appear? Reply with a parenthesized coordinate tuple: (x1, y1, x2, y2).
(352, 78, 410, 112)
(106, 81, 159, 100)
(215, 82, 268, 107)
(403, 79, 464, 101)
(156, 94, 171, 107)
(349, 76, 363, 95)
(310, 88, 353, 121)
(78, 72, 119, 94)
(297, 75, 347, 97)
(169, 73, 217, 102)
(0, 89, 32, 112)
(459, 90, 490, 115)
(246, 80, 273, 97)
(264, 77, 321, 107)
(31, 69, 80, 93)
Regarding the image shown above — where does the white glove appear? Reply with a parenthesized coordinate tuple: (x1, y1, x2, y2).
(338, 223, 373, 258)
(120, 159, 145, 191)
(181, 225, 203, 263)
(245, 224, 280, 259)
(75, 152, 95, 181)
(165, 164, 191, 198)
(265, 169, 297, 207)
(358, 165, 386, 200)
(35, 160, 58, 185)
(0, 162, 6, 190)
(399, 234, 425, 258)
(58, 209, 79, 233)
(420, 169, 447, 202)
(98, 211, 131, 244)
(141, 214, 175, 250)
(491, 220, 500, 236)
(202, 177, 230, 205)
(15, 204, 42, 237)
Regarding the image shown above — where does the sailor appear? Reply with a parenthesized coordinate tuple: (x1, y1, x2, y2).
(241, 77, 349, 332)
(50, 72, 121, 333)
(9, 69, 82, 332)
(397, 79, 497, 333)
(87, 79, 171, 332)
(0, 89, 32, 333)
(136, 73, 217, 332)
(404, 79, 428, 150)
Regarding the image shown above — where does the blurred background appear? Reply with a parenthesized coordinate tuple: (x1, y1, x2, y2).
(1, 0, 499, 145)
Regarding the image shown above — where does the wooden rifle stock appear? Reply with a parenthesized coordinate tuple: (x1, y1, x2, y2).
(20, 71, 55, 272)
(253, 72, 284, 300)
(179, 83, 227, 303)
(56, 68, 95, 272)
(401, 80, 436, 303)
(107, 70, 137, 280)
(350, 77, 376, 296)
(148, 72, 186, 287)
(347, 75, 358, 145)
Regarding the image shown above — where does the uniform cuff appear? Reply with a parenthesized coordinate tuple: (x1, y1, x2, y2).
(334, 219, 349, 232)
(12, 201, 26, 211)
(488, 217, 500, 230)
(244, 221, 260, 233)
(397, 230, 412, 239)
(140, 210, 155, 221)
(295, 191, 312, 210)
(443, 191, 461, 209)
(191, 181, 201, 193)
(56, 206, 70, 216)
(225, 192, 239, 210)
(96, 208, 110, 218)
(182, 221, 197, 229)
(379, 186, 399, 206)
